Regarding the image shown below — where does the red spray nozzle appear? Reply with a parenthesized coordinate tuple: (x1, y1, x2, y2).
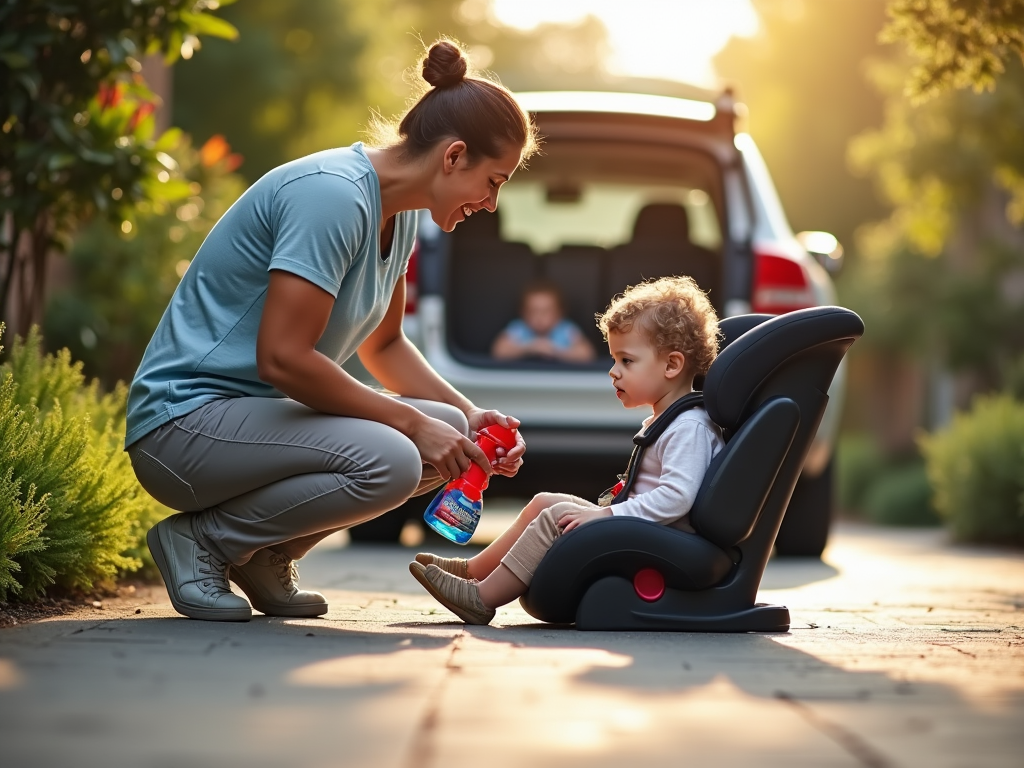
(458, 423, 518, 498)
(476, 423, 517, 450)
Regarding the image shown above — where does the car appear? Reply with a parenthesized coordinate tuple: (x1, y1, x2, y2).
(348, 87, 846, 556)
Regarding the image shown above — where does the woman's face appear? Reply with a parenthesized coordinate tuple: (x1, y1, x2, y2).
(430, 140, 522, 232)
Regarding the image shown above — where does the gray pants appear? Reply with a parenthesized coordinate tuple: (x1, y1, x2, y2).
(127, 396, 467, 565)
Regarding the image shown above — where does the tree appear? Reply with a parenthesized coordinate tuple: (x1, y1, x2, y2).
(171, 0, 609, 183)
(714, 0, 891, 254)
(845, 1, 1024, 419)
(0, 0, 239, 335)
(882, 0, 1024, 100)
(43, 132, 246, 387)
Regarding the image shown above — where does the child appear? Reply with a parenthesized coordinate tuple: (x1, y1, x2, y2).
(491, 280, 596, 362)
(412, 275, 723, 625)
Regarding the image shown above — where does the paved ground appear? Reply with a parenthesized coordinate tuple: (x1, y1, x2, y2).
(0, 518, 1021, 768)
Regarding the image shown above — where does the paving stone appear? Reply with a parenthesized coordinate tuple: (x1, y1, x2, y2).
(0, 521, 1020, 767)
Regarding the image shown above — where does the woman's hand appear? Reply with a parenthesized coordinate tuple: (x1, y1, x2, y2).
(466, 407, 526, 477)
(409, 414, 490, 482)
(555, 504, 612, 533)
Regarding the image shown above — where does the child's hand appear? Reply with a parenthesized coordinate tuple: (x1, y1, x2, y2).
(555, 504, 612, 533)
(528, 337, 559, 357)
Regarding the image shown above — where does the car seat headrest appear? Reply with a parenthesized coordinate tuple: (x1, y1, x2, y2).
(459, 209, 501, 239)
(631, 203, 689, 242)
(702, 306, 865, 431)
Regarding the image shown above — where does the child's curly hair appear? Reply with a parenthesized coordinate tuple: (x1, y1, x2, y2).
(597, 275, 720, 376)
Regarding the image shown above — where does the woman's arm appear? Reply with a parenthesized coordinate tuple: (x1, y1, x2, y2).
(256, 269, 485, 481)
(359, 275, 475, 408)
(360, 277, 526, 476)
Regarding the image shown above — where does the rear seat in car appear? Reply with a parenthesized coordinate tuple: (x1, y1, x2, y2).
(447, 210, 537, 356)
(606, 203, 720, 306)
(543, 244, 608, 351)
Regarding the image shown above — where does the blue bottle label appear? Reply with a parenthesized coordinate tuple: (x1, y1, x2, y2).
(424, 488, 482, 544)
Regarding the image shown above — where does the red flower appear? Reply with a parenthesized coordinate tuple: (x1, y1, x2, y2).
(200, 134, 230, 167)
(97, 81, 123, 110)
(128, 102, 155, 132)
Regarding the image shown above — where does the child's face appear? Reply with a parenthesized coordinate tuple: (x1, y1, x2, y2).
(522, 291, 562, 335)
(607, 327, 681, 409)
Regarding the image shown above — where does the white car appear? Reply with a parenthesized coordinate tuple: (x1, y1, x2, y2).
(353, 89, 845, 556)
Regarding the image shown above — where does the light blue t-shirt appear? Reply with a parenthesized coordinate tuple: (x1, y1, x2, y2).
(125, 143, 416, 448)
(502, 318, 582, 350)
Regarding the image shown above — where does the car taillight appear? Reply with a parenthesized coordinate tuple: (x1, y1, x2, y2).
(752, 246, 815, 315)
(404, 240, 419, 315)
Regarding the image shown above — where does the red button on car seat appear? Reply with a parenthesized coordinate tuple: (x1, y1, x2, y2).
(633, 568, 665, 602)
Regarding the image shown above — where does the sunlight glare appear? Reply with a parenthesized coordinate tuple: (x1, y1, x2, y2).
(492, 0, 759, 86)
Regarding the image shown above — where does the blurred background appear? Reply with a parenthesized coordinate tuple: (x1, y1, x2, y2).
(2, 0, 1023, 590)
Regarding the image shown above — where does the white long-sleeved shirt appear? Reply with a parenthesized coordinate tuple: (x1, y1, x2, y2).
(610, 408, 724, 532)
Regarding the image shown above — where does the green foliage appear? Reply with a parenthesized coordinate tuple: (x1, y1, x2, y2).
(920, 393, 1024, 544)
(171, 0, 608, 183)
(172, 0, 367, 181)
(714, 0, 890, 259)
(843, 239, 1024, 391)
(847, 47, 1024, 392)
(44, 133, 246, 386)
(0, 324, 170, 601)
(837, 434, 939, 526)
(882, 0, 1024, 100)
(837, 434, 888, 512)
(862, 462, 939, 526)
(0, 0, 239, 328)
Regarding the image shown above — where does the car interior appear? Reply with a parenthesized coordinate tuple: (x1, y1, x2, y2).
(445, 143, 726, 368)
(518, 306, 864, 631)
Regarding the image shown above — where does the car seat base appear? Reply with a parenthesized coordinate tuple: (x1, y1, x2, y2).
(575, 575, 790, 632)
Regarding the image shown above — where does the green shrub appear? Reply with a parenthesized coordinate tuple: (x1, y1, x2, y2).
(0, 325, 170, 601)
(836, 434, 888, 513)
(920, 394, 1024, 544)
(862, 461, 940, 526)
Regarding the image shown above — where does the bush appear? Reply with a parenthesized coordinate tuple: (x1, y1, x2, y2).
(0, 325, 170, 602)
(920, 394, 1024, 545)
(862, 461, 939, 526)
(836, 434, 888, 513)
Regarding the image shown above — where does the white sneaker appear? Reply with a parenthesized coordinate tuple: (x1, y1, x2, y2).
(229, 549, 328, 618)
(147, 514, 251, 622)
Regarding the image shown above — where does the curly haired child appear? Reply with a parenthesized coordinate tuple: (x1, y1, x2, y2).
(410, 275, 723, 624)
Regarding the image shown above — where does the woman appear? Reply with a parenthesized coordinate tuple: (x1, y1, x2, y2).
(125, 40, 538, 622)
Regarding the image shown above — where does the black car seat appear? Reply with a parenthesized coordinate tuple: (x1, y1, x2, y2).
(448, 210, 537, 356)
(519, 306, 864, 631)
(607, 202, 720, 304)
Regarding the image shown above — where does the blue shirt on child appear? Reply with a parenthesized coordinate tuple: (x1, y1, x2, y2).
(501, 318, 582, 350)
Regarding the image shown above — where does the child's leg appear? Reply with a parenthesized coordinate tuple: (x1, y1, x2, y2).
(467, 492, 586, 580)
(476, 502, 592, 608)
(410, 500, 602, 622)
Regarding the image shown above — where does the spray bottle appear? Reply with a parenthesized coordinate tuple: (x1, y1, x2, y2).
(423, 424, 518, 544)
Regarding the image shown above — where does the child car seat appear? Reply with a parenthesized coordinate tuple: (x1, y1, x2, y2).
(518, 306, 864, 631)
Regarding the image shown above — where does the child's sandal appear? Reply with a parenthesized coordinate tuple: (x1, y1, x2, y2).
(414, 552, 470, 579)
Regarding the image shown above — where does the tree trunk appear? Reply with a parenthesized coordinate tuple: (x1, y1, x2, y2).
(0, 220, 22, 333)
(14, 213, 50, 337)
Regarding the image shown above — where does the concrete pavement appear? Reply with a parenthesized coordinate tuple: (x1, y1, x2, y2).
(0, 520, 1021, 768)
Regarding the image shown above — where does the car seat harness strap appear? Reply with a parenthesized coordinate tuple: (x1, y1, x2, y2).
(599, 391, 705, 506)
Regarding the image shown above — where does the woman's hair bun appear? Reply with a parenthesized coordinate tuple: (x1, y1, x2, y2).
(422, 40, 468, 89)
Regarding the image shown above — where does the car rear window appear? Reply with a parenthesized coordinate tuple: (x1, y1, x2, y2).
(446, 141, 726, 367)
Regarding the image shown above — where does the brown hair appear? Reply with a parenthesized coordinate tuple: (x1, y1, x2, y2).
(597, 276, 720, 377)
(368, 39, 539, 166)
(521, 279, 565, 312)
